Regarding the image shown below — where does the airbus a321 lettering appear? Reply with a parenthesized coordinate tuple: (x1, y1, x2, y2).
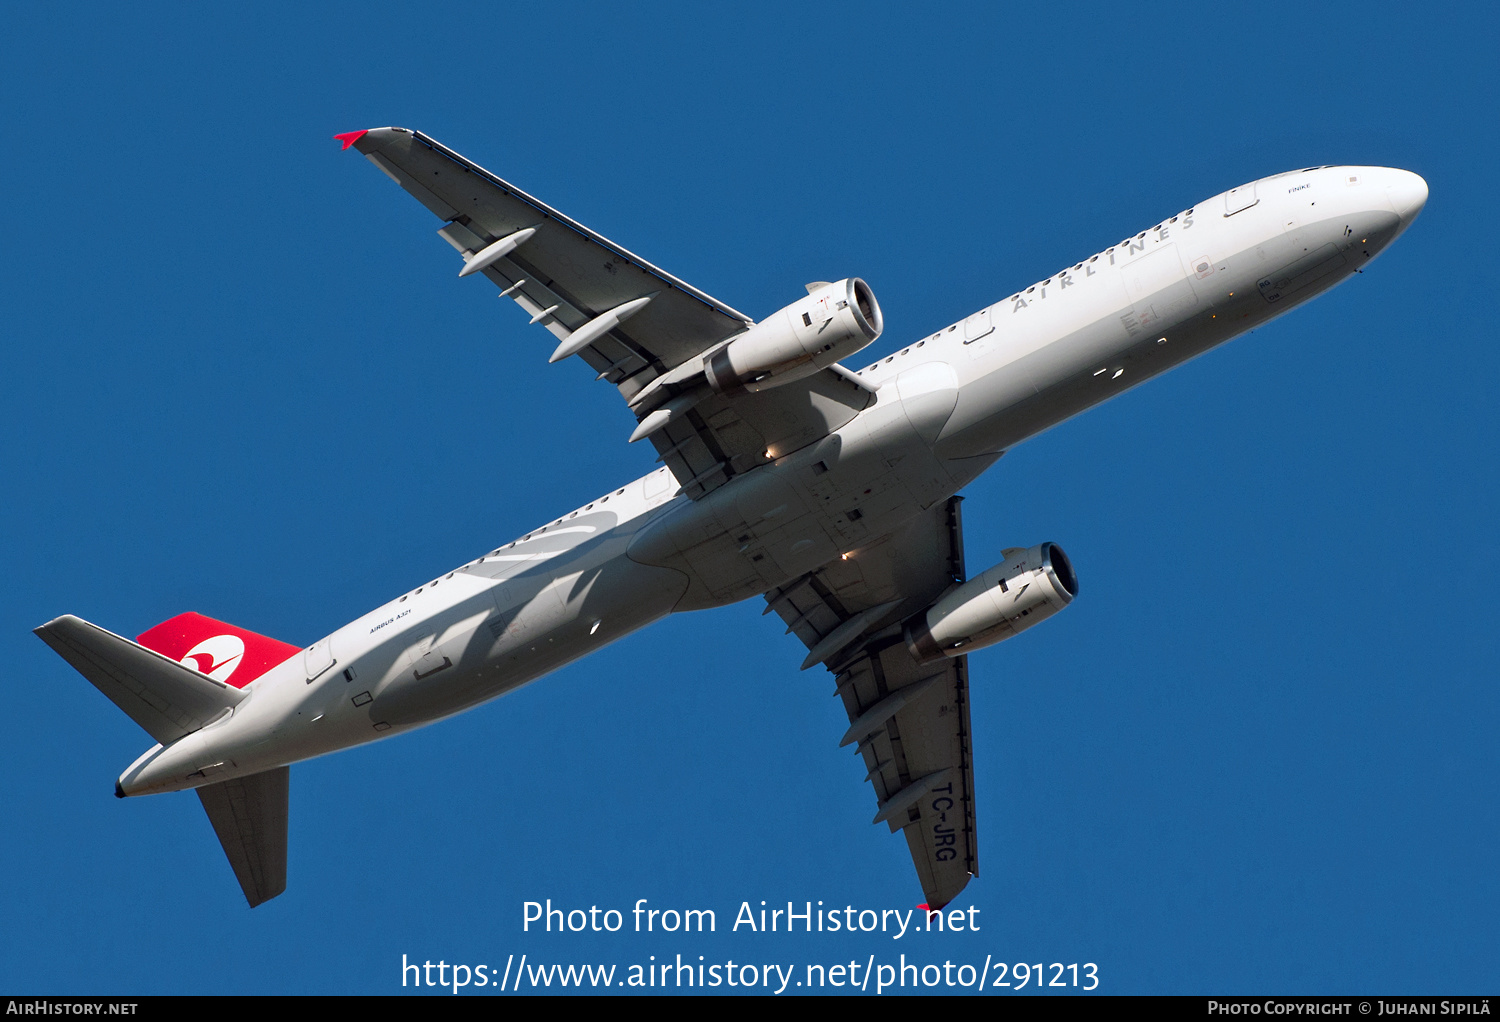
(37, 127, 1427, 907)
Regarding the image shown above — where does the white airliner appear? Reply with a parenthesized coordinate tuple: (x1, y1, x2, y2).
(36, 128, 1427, 908)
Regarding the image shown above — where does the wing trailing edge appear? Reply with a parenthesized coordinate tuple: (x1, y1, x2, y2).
(766, 497, 979, 909)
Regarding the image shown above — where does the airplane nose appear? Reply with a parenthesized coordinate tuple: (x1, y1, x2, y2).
(1386, 170, 1428, 226)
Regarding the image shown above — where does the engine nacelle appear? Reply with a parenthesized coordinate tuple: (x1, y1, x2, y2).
(705, 278, 882, 395)
(905, 543, 1077, 664)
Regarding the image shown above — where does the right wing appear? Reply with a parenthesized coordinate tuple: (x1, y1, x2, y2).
(345, 128, 873, 498)
(765, 496, 979, 908)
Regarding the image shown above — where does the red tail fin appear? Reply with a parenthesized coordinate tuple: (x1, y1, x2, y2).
(136, 612, 301, 689)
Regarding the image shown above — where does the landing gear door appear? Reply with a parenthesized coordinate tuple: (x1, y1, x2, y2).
(1224, 182, 1258, 216)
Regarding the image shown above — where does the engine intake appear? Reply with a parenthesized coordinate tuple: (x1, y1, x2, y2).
(705, 278, 882, 396)
(905, 543, 1076, 664)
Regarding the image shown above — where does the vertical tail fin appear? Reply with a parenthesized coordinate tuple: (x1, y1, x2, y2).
(38, 611, 299, 908)
(135, 612, 301, 689)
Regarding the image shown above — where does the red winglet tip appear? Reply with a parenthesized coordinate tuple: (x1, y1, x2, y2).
(916, 903, 929, 910)
(333, 129, 369, 151)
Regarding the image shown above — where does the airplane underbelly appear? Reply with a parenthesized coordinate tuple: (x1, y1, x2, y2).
(368, 549, 687, 726)
(933, 215, 1372, 459)
(627, 393, 960, 610)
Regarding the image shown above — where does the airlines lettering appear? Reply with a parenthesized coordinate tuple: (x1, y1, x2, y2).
(1011, 212, 1196, 313)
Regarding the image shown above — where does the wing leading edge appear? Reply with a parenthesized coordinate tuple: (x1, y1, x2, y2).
(345, 127, 872, 499)
(765, 497, 978, 908)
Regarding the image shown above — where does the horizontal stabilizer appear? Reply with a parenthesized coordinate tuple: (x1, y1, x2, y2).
(197, 768, 289, 908)
(34, 615, 245, 746)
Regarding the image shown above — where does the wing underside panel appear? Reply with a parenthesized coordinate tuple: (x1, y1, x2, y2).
(355, 128, 747, 382)
(848, 641, 977, 907)
(352, 127, 873, 499)
(766, 497, 978, 908)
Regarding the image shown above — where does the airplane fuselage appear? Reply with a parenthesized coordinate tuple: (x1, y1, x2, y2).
(119, 165, 1425, 797)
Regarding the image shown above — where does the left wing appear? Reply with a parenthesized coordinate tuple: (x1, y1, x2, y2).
(344, 128, 872, 498)
(765, 497, 979, 908)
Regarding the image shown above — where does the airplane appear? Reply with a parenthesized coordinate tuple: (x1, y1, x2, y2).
(35, 127, 1428, 908)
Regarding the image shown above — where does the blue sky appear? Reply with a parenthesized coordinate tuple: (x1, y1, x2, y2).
(2, 1, 1495, 995)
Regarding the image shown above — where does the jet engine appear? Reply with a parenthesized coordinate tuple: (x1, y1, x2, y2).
(904, 543, 1077, 664)
(704, 278, 883, 396)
